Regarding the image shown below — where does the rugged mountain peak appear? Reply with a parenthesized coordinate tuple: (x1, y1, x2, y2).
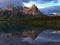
(0, 5, 44, 16)
(29, 4, 43, 15)
(5, 6, 14, 11)
(31, 4, 37, 9)
(22, 4, 43, 15)
(30, 4, 38, 11)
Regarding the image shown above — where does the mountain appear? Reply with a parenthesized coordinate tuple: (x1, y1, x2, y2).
(0, 4, 44, 16)
(40, 6, 60, 16)
(0, 5, 45, 21)
(23, 4, 43, 15)
(16, 4, 43, 16)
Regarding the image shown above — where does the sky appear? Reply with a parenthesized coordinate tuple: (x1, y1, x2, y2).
(0, 0, 60, 9)
(23, 0, 60, 8)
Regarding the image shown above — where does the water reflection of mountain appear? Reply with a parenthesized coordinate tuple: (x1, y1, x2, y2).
(0, 30, 60, 45)
(34, 30, 60, 44)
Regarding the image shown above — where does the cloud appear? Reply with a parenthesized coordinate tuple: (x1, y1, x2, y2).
(0, 0, 24, 8)
(30, 0, 58, 3)
(41, 0, 53, 1)
(0, 0, 58, 8)
(37, 0, 58, 3)
(0, 0, 58, 4)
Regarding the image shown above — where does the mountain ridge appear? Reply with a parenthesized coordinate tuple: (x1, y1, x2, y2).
(0, 4, 44, 16)
(40, 6, 60, 16)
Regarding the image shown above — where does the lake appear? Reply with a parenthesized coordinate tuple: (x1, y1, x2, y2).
(0, 29, 60, 45)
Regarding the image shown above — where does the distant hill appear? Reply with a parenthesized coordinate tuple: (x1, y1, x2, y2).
(40, 6, 60, 16)
(55, 13, 60, 16)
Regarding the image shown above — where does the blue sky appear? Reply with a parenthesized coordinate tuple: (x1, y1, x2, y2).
(23, 0, 60, 8)
(0, 0, 60, 9)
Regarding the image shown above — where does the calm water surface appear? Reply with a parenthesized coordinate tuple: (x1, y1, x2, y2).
(0, 29, 60, 45)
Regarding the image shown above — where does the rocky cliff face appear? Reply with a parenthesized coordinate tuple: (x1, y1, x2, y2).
(0, 4, 43, 16)
(22, 4, 43, 15)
